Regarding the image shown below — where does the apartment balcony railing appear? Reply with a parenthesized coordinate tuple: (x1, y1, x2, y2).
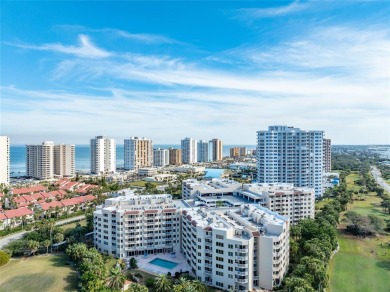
(235, 278, 248, 284)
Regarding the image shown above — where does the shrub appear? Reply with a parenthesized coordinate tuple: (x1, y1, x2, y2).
(144, 278, 154, 288)
(0, 250, 11, 267)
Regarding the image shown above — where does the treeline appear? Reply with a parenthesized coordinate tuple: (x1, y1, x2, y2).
(283, 173, 350, 291)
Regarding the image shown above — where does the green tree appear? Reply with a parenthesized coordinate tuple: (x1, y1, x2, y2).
(27, 240, 40, 256)
(191, 279, 207, 292)
(42, 239, 51, 254)
(126, 283, 148, 292)
(154, 274, 173, 292)
(284, 276, 315, 292)
(107, 266, 126, 291)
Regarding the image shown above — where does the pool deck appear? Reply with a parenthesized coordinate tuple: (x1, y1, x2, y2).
(135, 252, 191, 276)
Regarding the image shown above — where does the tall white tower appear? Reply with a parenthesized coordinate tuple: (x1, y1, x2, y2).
(181, 137, 197, 164)
(90, 136, 116, 174)
(54, 144, 75, 177)
(257, 126, 324, 197)
(0, 136, 10, 185)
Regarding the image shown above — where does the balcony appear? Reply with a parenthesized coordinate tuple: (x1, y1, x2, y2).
(204, 270, 212, 275)
(235, 256, 247, 260)
(235, 271, 248, 276)
(235, 263, 248, 268)
(235, 278, 248, 284)
(237, 248, 248, 253)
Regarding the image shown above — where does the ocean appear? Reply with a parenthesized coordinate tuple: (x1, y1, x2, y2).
(10, 144, 256, 175)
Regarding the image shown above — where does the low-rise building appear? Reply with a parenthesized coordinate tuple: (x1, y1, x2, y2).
(138, 167, 158, 176)
(182, 178, 241, 200)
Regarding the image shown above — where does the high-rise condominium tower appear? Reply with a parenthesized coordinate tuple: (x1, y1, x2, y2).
(124, 137, 153, 170)
(197, 140, 210, 162)
(90, 136, 116, 174)
(257, 126, 324, 197)
(153, 148, 169, 167)
(210, 138, 223, 161)
(54, 144, 75, 177)
(169, 148, 182, 165)
(0, 136, 10, 185)
(323, 138, 332, 173)
(26, 141, 54, 180)
(181, 137, 197, 164)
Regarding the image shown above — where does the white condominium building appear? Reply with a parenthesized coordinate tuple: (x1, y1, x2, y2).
(182, 178, 242, 200)
(54, 144, 75, 177)
(183, 178, 315, 224)
(153, 148, 169, 167)
(124, 137, 153, 170)
(26, 141, 54, 180)
(323, 138, 332, 173)
(209, 138, 223, 161)
(257, 125, 324, 197)
(240, 183, 315, 225)
(197, 140, 210, 163)
(91, 136, 116, 174)
(0, 136, 10, 185)
(182, 205, 289, 291)
(94, 190, 181, 258)
(181, 137, 197, 164)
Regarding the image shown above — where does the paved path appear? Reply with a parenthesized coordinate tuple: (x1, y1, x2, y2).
(370, 166, 390, 193)
(0, 215, 85, 249)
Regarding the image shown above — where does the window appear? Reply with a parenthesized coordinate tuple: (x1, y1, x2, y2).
(216, 234, 224, 239)
(216, 256, 224, 262)
(216, 242, 224, 247)
(216, 271, 223, 276)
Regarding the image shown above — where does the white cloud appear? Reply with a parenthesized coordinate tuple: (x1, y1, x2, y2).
(9, 34, 111, 58)
(237, 1, 309, 18)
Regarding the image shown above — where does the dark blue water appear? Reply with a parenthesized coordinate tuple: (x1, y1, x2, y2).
(10, 144, 255, 174)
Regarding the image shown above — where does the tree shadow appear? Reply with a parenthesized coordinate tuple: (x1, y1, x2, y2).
(375, 261, 390, 271)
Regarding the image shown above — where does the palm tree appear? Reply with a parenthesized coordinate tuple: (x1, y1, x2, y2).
(191, 280, 207, 292)
(42, 239, 51, 254)
(27, 240, 40, 256)
(154, 274, 173, 292)
(106, 266, 126, 291)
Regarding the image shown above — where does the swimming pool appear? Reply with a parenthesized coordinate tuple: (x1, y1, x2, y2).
(204, 168, 226, 178)
(149, 258, 178, 269)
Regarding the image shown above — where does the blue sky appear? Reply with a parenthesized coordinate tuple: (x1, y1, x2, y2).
(1, 1, 389, 144)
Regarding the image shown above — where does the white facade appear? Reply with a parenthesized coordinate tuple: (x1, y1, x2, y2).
(183, 179, 315, 225)
(153, 148, 169, 167)
(182, 205, 289, 291)
(54, 144, 75, 177)
(124, 137, 153, 170)
(257, 126, 324, 197)
(26, 141, 54, 180)
(91, 136, 116, 174)
(182, 178, 241, 200)
(197, 140, 209, 163)
(181, 137, 197, 164)
(138, 167, 158, 176)
(94, 191, 181, 258)
(0, 136, 10, 185)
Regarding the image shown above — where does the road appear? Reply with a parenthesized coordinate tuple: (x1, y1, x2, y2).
(0, 215, 85, 249)
(370, 166, 390, 193)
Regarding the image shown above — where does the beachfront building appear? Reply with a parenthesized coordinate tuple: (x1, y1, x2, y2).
(257, 125, 324, 197)
(93, 191, 181, 258)
(90, 136, 116, 174)
(169, 148, 182, 165)
(181, 137, 197, 164)
(124, 137, 153, 170)
(0, 136, 10, 185)
(153, 148, 169, 167)
(197, 140, 210, 163)
(54, 144, 75, 177)
(210, 138, 223, 161)
(26, 141, 54, 180)
(182, 205, 289, 291)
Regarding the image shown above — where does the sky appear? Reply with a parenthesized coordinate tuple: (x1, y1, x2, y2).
(1, 1, 389, 145)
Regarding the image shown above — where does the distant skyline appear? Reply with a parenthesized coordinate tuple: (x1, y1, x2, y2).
(1, 1, 389, 145)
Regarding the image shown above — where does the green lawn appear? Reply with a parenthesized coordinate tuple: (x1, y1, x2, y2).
(59, 219, 87, 230)
(329, 233, 390, 292)
(328, 172, 390, 292)
(0, 254, 78, 292)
